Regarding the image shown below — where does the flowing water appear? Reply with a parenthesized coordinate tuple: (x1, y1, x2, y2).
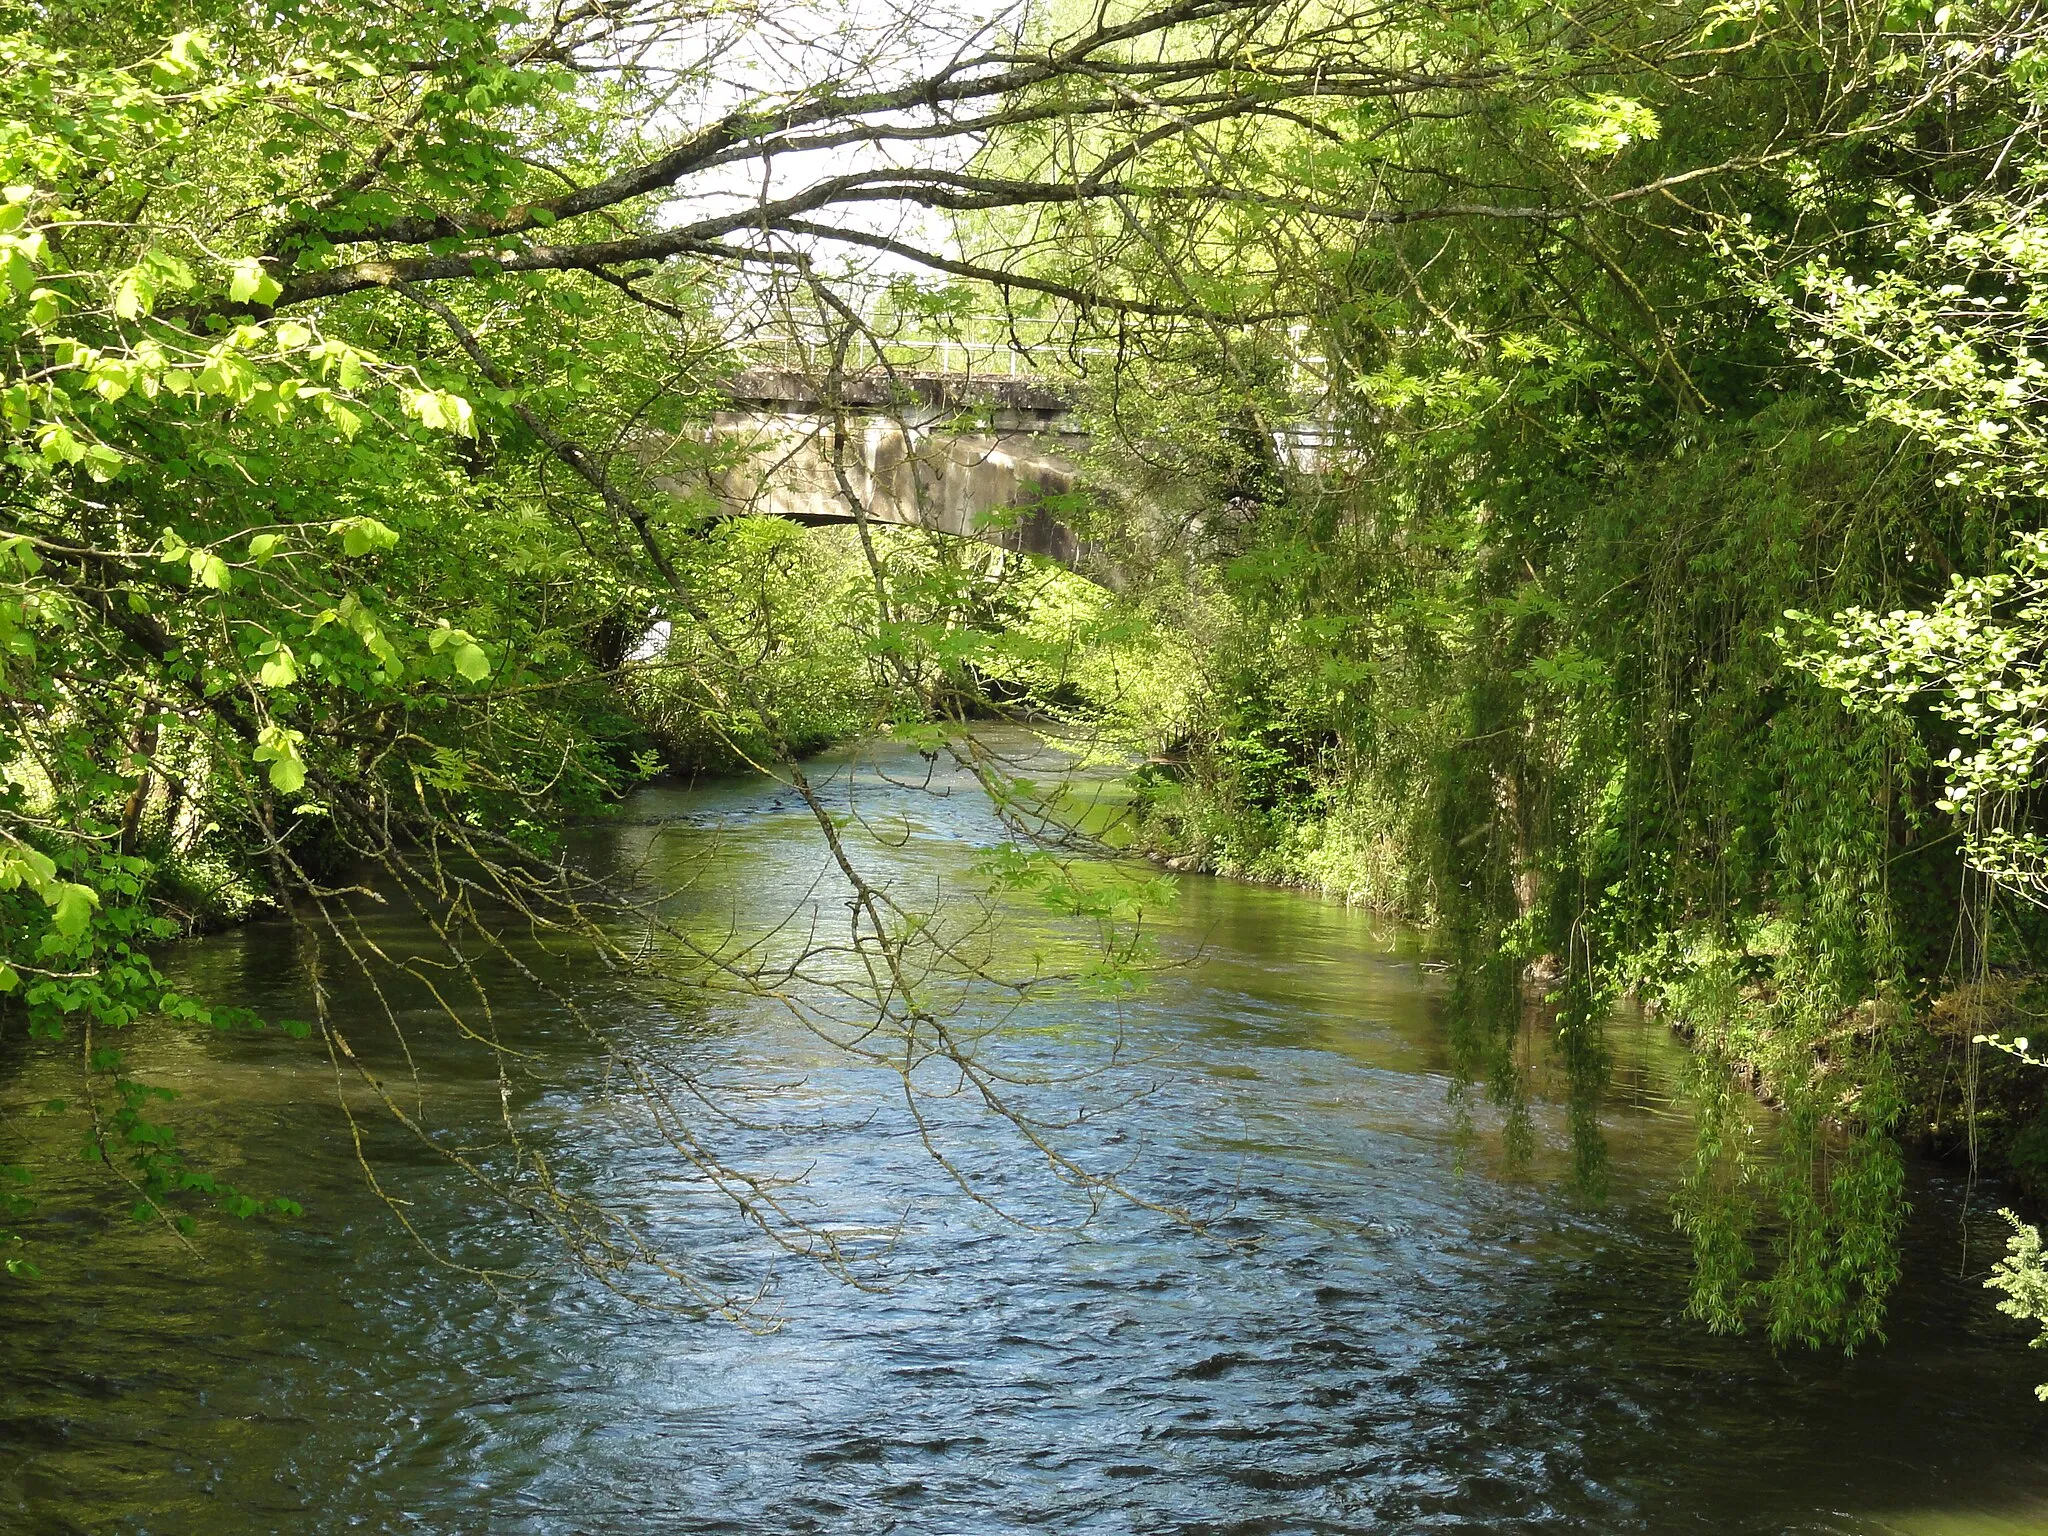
(6, 738, 2048, 1534)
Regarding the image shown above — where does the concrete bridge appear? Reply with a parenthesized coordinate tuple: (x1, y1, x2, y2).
(653, 369, 1114, 586)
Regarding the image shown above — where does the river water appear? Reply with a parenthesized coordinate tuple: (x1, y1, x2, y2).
(6, 738, 2048, 1534)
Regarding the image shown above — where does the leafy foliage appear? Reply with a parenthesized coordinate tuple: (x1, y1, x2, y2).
(1056, 0, 2048, 1354)
(1989, 1209, 2048, 1400)
(13, 0, 2048, 1375)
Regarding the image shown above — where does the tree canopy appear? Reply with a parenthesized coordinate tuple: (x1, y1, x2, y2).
(11, 0, 2048, 1351)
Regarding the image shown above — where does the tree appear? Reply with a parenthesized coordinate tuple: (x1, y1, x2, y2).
(16, 0, 1672, 1300)
(7, 0, 2026, 1344)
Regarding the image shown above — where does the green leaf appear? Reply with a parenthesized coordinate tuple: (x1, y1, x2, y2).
(264, 753, 305, 794)
(1553, 95, 1662, 158)
(402, 388, 476, 436)
(257, 644, 298, 688)
(187, 550, 231, 589)
(0, 848, 58, 891)
(321, 399, 362, 439)
(50, 883, 99, 939)
(452, 641, 489, 682)
(112, 271, 147, 319)
(36, 423, 84, 466)
(154, 29, 211, 83)
(336, 517, 398, 557)
(252, 724, 308, 794)
(82, 444, 124, 483)
(227, 258, 281, 306)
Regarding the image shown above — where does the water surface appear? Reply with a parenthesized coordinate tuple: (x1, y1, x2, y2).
(5, 739, 2047, 1533)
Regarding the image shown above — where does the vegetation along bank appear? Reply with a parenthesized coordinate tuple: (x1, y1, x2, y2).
(10, 0, 2048, 1378)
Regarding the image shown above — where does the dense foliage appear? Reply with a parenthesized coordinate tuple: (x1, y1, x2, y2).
(1039, 0, 2048, 1351)
(12, 0, 2048, 1366)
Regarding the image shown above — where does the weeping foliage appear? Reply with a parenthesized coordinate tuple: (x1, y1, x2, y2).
(1081, 0, 2048, 1349)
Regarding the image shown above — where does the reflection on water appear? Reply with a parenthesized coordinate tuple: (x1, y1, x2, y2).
(4, 737, 2048, 1534)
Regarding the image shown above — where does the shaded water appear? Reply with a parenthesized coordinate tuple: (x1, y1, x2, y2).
(6, 739, 2048, 1533)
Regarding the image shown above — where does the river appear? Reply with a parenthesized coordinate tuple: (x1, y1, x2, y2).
(5, 736, 2048, 1534)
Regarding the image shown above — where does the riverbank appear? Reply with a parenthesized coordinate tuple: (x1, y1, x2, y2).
(1126, 775, 2048, 1208)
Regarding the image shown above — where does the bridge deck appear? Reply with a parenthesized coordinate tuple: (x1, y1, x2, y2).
(652, 369, 1115, 586)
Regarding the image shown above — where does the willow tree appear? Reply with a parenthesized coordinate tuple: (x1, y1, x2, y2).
(961, 0, 2039, 1351)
